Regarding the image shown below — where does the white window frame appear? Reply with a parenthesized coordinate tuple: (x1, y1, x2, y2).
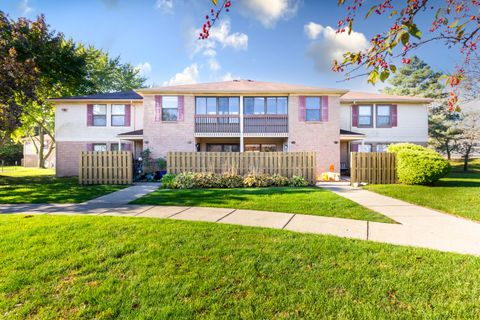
(162, 96, 179, 121)
(92, 104, 107, 127)
(111, 104, 126, 127)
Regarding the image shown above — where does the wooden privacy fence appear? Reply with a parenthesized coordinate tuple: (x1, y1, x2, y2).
(350, 152, 397, 185)
(79, 151, 133, 185)
(167, 152, 316, 183)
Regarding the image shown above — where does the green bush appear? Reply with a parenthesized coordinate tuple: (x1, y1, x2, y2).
(173, 172, 197, 189)
(0, 141, 22, 165)
(271, 173, 290, 186)
(243, 173, 274, 188)
(388, 143, 450, 185)
(289, 175, 309, 187)
(219, 172, 244, 188)
(161, 173, 176, 189)
(387, 143, 436, 154)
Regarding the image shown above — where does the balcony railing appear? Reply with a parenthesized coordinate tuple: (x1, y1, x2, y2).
(194, 114, 288, 134)
(243, 115, 288, 134)
(195, 115, 240, 133)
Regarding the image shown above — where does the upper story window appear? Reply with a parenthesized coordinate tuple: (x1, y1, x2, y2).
(162, 96, 178, 121)
(195, 97, 240, 115)
(93, 105, 107, 126)
(376, 105, 392, 127)
(358, 105, 373, 127)
(244, 97, 288, 115)
(111, 104, 126, 126)
(305, 97, 322, 121)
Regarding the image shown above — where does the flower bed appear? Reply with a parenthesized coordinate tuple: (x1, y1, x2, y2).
(161, 172, 310, 189)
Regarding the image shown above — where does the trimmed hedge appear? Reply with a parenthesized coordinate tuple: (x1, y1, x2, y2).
(388, 143, 450, 185)
(161, 172, 310, 189)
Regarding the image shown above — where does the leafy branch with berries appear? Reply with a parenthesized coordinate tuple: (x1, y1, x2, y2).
(199, 0, 232, 40)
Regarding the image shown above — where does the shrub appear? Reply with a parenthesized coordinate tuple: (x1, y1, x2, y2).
(395, 150, 450, 185)
(156, 157, 167, 171)
(0, 141, 22, 165)
(173, 172, 197, 189)
(161, 173, 176, 188)
(192, 172, 220, 188)
(243, 173, 274, 188)
(387, 143, 436, 154)
(271, 173, 290, 186)
(289, 176, 309, 187)
(219, 172, 244, 188)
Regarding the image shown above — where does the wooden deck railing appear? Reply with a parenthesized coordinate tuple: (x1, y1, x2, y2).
(243, 115, 288, 134)
(195, 115, 240, 133)
(194, 114, 288, 134)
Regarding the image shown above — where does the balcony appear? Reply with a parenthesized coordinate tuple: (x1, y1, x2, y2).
(195, 115, 240, 136)
(243, 115, 288, 134)
(194, 114, 288, 137)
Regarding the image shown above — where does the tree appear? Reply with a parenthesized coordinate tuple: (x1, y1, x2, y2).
(428, 109, 462, 159)
(382, 56, 446, 99)
(75, 44, 147, 95)
(332, 0, 479, 111)
(456, 110, 480, 172)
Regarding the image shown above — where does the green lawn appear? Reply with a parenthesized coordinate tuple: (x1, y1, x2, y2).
(132, 187, 393, 223)
(1, 215, 480, 318)
(0, 167, 126, 204)
(364, 159, 480, 222)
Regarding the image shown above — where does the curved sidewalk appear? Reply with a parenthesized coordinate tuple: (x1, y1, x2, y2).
(1, 182, 479, 256)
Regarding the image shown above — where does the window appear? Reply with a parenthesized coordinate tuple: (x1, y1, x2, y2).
(206, 144, 240, 152)
(162, 96, 178, 121)
(244, 97, 288, 115)
(93, 105, 107, 126)
(376, 144, 388, 152)
(195, 97, 240, 115)
(376, 105, 392, 127)
(111, 143, 120, 151)
(358, 144, 372, 152)
(245, 144, 277, 152)
(111, 104, 126, 126)
(358, 105, 373, 127)
(93, 143, 107, 152)
(306, 97, 322, 121)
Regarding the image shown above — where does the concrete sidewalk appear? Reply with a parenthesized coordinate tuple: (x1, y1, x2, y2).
(83, 183, 161, 205)
(1, 182, 479, 256)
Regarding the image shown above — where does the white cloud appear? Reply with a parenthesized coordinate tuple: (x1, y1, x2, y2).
(135, 62, 152, 76)
(208, 59, 221, 72)
(305, 23, 369, 72)
(238, 0, 300, 28)
(163, 63, 199, 86)
(155, 0, 174, 13)
(191, 20, 248, 73)
(19, 0, 32, 15)
(221, 73, 239, 81)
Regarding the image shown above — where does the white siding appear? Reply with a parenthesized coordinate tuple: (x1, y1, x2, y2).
(340, 103, 428, 143)
(55, 103, 143, 142)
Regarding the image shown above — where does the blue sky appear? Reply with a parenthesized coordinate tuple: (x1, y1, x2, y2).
(3, 0, 462, 92)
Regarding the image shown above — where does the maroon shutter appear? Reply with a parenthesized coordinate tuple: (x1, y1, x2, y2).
(352, 104, 359, 127)
(124, 104, 131, 126)
(351, 144, 358, 152)
(86, 143, 93, 151)
(321, 96, 329, 121)
(155, 95, 162, 122)
(178, 96, 184, 121)
(299, 96, 306, 121)
(87, 104, 93, 126)
(391, 104, 398, 127)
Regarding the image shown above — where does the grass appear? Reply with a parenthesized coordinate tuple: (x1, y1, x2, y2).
(1, 215, 480, 318)
(131, 187, 393, 223)
(364, 158, 480, 222)
(0, 167, 126, 204)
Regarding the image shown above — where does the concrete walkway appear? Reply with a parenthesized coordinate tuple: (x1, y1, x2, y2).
(1, 182, 479, 256)
(83, 183, 161, 205)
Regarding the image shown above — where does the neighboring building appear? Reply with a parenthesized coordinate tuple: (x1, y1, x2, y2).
(50, 80, 431, 177)
(23, 135, 56, 168)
